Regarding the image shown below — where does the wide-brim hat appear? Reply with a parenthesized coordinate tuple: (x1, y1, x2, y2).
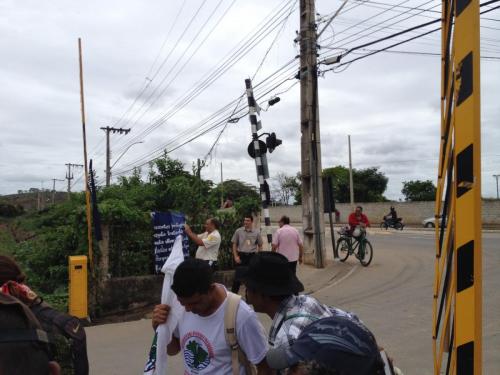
(237, 252, 304, 296)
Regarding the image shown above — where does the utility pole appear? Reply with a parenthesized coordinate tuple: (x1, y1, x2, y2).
(100, 126, 130, 186)
(348, 135, 354, 208)
(494, 174, 500, 199)
(300, 0, 325, 268)
(51, 178, 65, 205)
(65, 163, 83, 198)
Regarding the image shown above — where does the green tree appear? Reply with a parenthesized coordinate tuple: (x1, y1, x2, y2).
(273, 173, 301, 205)
(209, 179, 259, 206)
(322, 166, 388, 202)
(402, 180, 436, 201)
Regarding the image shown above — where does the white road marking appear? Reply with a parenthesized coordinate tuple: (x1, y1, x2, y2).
(313, 264, 359, 295)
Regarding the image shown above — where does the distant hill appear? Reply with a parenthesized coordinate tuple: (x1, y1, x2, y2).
(0, 191, 67, 211)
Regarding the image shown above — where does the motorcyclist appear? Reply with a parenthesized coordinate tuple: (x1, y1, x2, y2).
(385, 206, 398, 225)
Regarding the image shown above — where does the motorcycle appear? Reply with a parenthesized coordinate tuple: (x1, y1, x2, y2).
(380, 216, 404, 230)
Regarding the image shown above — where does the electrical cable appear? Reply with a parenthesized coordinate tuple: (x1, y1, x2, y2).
(113, 0, 297, 156)
(109, 69, 299, 179)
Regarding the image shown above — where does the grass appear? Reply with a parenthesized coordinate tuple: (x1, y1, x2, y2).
(0, 220, 17, 255)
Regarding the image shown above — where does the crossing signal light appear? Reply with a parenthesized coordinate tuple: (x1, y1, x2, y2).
(266, 132, 282, 153)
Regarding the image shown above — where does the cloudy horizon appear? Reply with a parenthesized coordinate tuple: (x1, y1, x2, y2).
(1, 0, 499, 200)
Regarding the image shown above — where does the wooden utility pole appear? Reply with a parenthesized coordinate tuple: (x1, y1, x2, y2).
(65, 163, 83, 198)
(100, 126, 130, 186)
(300, 0, 325, 268)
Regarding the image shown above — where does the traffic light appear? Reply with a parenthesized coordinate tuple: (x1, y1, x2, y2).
(265, 132, 282, 153)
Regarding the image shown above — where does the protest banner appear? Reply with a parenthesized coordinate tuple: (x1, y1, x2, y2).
(152, 211, 189, 273)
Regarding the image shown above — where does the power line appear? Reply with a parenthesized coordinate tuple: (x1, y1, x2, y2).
(357, 48, 500, 60)
(109, 68, 299, 180)
(114, 0, 189, 128)
(112, 0, 297, 156)
(321, 0, 500, 71)
(114, 0, 225, 134)
(203, 0, 298, 161)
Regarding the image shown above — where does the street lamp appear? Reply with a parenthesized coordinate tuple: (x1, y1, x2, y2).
(108, 141, 144, 184)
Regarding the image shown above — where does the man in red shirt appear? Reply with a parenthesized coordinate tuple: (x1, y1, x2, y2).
(348, 206, 370, 233)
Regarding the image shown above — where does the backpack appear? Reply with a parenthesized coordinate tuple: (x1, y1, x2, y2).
(224, 292, 258, 375)
(31, 302, 89, 375)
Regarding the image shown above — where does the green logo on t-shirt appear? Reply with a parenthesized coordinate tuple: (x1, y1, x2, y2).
(182, 331, 214, 372)
(186, 340, 209, 368)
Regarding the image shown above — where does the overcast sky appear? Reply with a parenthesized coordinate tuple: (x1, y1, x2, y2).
(1, 0, 499, 200)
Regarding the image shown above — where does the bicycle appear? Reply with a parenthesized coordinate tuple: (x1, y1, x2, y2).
(336, 226, 373, 266)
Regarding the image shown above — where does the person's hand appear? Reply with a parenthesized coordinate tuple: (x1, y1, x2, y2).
(234, 255, 241, 264)
(299, 254, 303, 264)
(152, 304, 171, 330)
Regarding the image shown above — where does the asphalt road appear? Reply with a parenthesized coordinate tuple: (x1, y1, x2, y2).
(86, 229, 500, 374)
(316, 229, 500, 374)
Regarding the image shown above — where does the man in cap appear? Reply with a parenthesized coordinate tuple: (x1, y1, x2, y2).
(266, 315, 390, 375)
(0, 292, 61, 375)
(239, 252, 357, 349)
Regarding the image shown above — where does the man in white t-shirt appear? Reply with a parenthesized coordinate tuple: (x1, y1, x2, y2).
(184, 218, 221, 270)
(152, 259, 272, 375)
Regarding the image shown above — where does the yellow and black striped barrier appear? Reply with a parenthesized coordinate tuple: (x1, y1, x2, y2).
(433, 0, 481, 374)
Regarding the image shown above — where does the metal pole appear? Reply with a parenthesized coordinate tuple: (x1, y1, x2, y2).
(348, 135, 354, 209)
(493, 174, 500, 199)
(220, 162, 224, 208)
(245, 78, 273, 249)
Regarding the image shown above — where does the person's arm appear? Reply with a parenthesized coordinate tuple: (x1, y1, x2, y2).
(232, 242, 241, 264)
(167, 337, 181, 355)
(271, 231, 278, 252)
(364, 214, 371, 227)
(348, 213, 357, 228)
(298, 243, 304, 264)
(257, 231, 263, 252)
(236, 305, 271, 374)
(153, 304, 181, 355)
(184, 224, 204, 246)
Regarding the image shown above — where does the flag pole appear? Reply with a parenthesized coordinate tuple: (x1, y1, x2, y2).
(78, 38, 93, 269)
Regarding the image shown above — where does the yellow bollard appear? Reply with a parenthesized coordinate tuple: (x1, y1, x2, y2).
(68, 256, 88, 318)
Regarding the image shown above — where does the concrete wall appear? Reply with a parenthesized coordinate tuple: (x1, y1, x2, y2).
(97, 271, 235, 316)
(266, 200, 500, 225)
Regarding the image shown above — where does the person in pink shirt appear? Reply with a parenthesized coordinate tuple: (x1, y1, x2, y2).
(272, 216, 304, 275)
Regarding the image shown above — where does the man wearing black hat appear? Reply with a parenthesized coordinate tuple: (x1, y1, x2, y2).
(239, 252, 358, 350)
(266, 315, 392, 375)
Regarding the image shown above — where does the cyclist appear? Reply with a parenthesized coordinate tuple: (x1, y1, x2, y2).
(348, 206, 370, 239)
